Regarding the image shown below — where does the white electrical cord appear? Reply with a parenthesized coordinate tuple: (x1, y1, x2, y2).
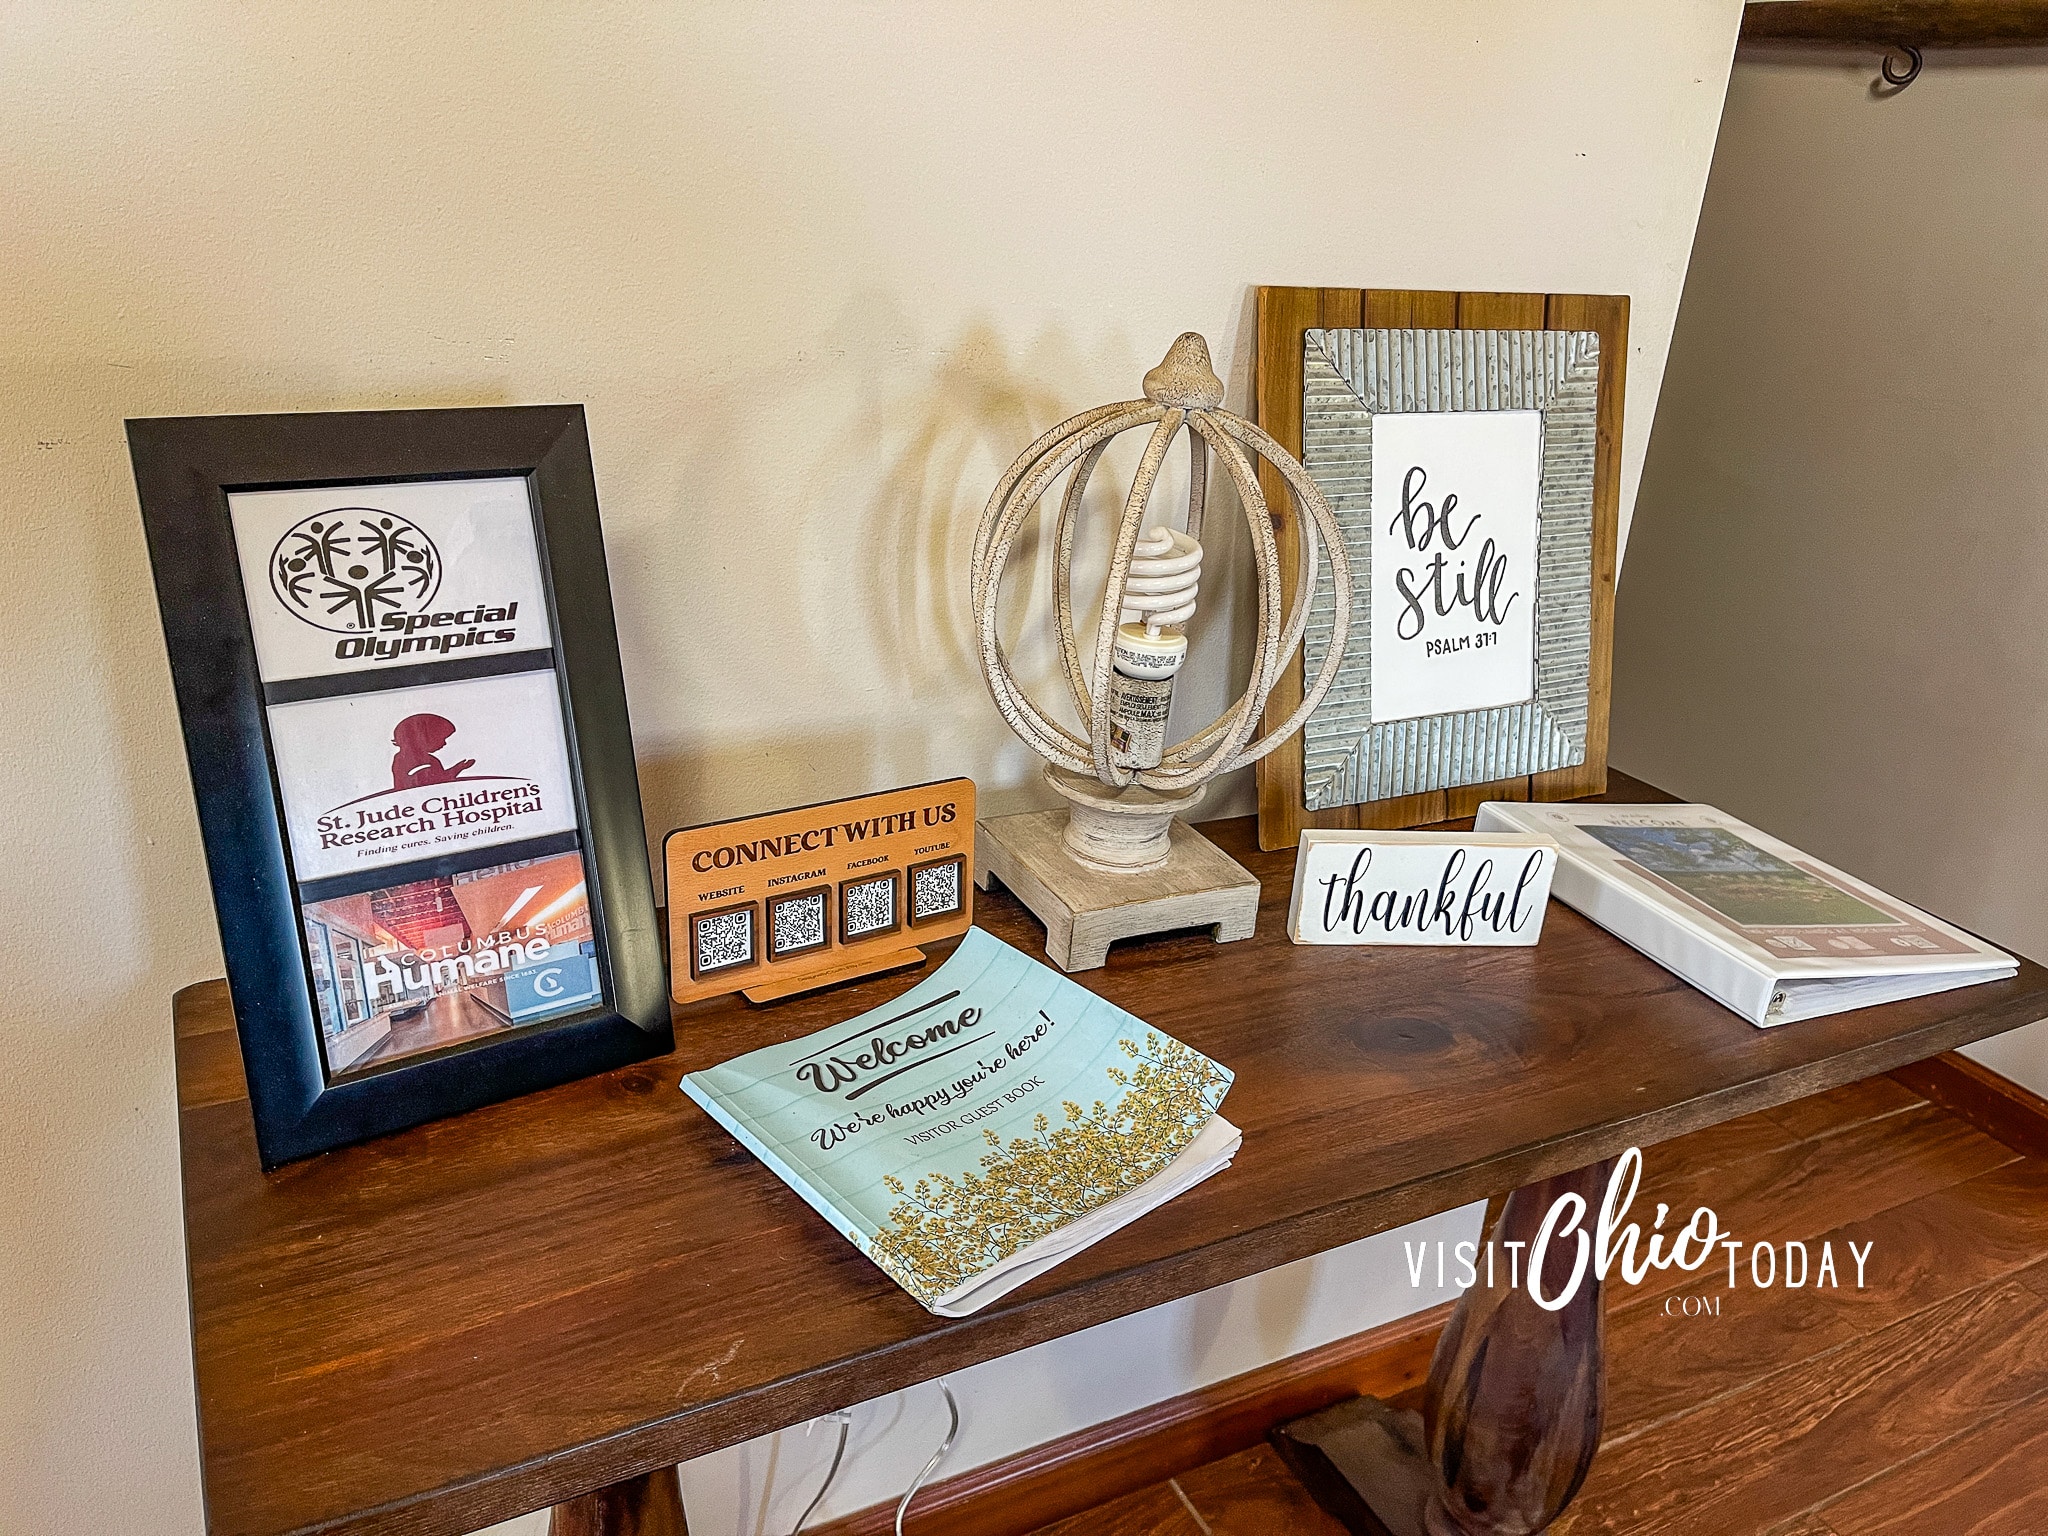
(789, 1410, 851, 1536)
(786, 1383, 958, 1536)
(895, 1383, 960, 1536)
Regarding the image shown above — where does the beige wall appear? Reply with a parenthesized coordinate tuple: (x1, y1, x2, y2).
(0, 5, 1741, 1531)
(1612, 48, 2048, 1093)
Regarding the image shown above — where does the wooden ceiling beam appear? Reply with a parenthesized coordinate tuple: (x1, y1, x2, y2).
(1742, 1, 2048, 47)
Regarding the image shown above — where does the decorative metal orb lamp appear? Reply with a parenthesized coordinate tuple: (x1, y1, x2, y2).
(971, 333, 1352, 971)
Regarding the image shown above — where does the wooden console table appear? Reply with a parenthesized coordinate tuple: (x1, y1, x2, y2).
(172, 775, 2048, 1536)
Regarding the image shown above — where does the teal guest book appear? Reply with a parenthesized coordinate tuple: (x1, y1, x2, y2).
(682, 928, 1239, 1315)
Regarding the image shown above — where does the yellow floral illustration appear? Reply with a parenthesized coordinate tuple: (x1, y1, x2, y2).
(867, 1033, 1229, 1305)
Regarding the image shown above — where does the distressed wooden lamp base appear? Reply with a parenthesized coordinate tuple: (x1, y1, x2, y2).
(1273, 1159, 1614, 1536)
(975, 775, 1259, 972)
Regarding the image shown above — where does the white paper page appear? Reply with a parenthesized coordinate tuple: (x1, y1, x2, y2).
(1369, 410, 1541, 724)
(229, 476, 553, 683)
(266, 670, 579, 882)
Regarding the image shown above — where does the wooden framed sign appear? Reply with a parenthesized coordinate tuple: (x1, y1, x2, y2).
(666, 779, 975, 1005)
(1252, 287, 1628, 849)
(130, 405, 670, 1168)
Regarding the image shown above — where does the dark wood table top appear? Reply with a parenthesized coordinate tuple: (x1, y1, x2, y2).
(172, 775, 2048, 1536)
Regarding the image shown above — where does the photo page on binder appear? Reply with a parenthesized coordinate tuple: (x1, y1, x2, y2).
(1477, 801, 2016, 1026)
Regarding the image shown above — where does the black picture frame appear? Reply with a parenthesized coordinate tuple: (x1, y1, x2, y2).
(130, 405, 670, 1167)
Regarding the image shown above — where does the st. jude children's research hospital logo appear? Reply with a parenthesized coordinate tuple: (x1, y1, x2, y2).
(314, 713, 547, 857)
(270, 508, 524, 661)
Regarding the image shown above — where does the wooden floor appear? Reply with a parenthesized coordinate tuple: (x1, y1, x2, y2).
(1031, 1075, 2048, 1536)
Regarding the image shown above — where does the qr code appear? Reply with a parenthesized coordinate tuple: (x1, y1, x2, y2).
(770, 890, 828, 957)
(693, 906, 755, 975)
(842, 874, 897, 939)
(911, 858, 962, 923)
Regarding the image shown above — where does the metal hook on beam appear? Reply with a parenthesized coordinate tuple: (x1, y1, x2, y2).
(1879, 44, 1923, 91)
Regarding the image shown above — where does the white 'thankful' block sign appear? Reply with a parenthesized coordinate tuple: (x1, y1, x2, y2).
(1286, 830, 1558, 947)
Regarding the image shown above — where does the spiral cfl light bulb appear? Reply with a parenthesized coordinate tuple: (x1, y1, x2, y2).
(1120, 526, 1202, 636)
(971, 330, 1352, 804)
(1107, 525, 1202, 770)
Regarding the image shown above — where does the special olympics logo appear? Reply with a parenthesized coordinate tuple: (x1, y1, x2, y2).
(270, 509, 442, 634)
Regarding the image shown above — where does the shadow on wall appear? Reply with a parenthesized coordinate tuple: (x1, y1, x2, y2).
(608, 302, 1088, 844)
(618, 296, 1269, 847)
(834, 299, 1264, 821)
(1608, 44, 2048, 970)
(847, 315, 1062, 707)
(636, 726, 881, 865)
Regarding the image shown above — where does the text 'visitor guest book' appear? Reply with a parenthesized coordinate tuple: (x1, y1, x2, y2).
(1477, 801, 2017, 1025)
(681, 928, 1238, 1315)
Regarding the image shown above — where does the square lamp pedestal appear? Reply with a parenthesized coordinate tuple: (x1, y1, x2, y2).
(974, 806, 1259, 972)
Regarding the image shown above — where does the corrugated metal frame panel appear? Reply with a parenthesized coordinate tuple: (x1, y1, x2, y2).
(1300, 328, 1598, 809)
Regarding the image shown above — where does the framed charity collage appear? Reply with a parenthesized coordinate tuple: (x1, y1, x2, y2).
(131, 406, 669, 1166)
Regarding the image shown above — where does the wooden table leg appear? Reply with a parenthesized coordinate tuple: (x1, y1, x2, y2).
(1273, 1158, 1617, 1536)
(548, 1467, 688, 1536)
